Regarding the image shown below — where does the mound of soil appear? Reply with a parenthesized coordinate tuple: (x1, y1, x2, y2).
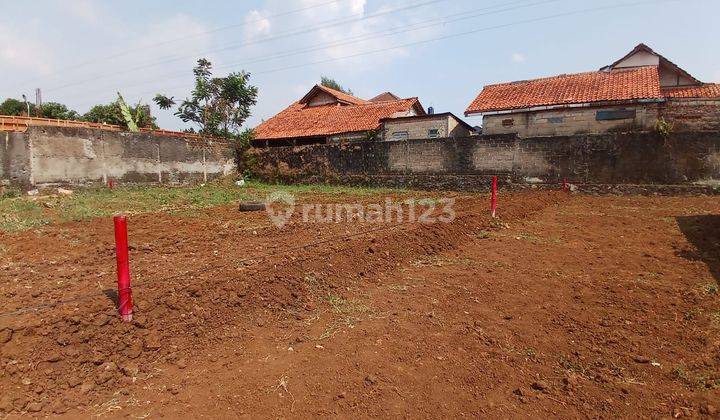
(0, 191, 566, 415)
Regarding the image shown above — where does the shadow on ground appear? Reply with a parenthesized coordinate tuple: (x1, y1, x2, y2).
(103, 289, 119, 308)
(676, 215, 720, 283)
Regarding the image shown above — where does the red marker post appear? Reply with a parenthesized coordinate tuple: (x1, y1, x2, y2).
(562, 178, 569, 193)
(108, 179, 114, 189)
(490, 176, 498, 218)
(113, 215, 133, 322)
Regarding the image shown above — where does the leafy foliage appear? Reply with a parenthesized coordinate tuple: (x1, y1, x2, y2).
(38, 102, 80, 120)
(234, 128, 257, 177)
(153, 94, 176, 110)
(320, 76, 353, 95)
(0, 98, 80, 120)
(154, 58, 258, 138)
(117, 92, 139, 132)
(364, 128, 381, 142)
(82, 100, 156, 129)
(0, 98, 31, 116)
(655, 117, 674, 139)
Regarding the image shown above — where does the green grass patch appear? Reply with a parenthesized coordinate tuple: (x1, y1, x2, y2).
(702, 283, 719, 295)
(0, 199, 50, 232)
(0, 180, 412, 232)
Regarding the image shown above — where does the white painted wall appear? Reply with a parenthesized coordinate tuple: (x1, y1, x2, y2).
(614, 50, 660, 68)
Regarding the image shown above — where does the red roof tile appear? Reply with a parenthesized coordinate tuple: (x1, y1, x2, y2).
(662, 83, 720, 99)
(255, 98, 423, 140)
(465, 67, 663, 115)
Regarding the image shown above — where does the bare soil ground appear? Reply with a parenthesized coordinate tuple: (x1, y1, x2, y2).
(1, 189, 719, 418)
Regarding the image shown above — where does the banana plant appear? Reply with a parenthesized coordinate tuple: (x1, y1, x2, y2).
(117, 92, 140, 132)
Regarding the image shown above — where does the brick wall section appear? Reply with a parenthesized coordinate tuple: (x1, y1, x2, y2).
(482, 104, 660, 137)
(1, 126, 236, 188)
(382, 115, 472, 140)
(383, 117, 448, 140)
(250, 132, 720, 190)
(661, 99, 720, 132)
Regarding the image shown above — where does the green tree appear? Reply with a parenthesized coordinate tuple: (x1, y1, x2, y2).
(320, 76, 353, 95)
(154, 58, 259, 138)
(235, 128, 257, 177)
(38, 102, 80, 120)
(82, 103, 124, 125)
(82, 100, 156, 129)
(0, 98, 32, 116)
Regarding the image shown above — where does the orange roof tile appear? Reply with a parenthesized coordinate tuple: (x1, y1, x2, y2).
(465, 67, 663, 115)
(662, 83, 720, 99)
(255, 98, 424, 140)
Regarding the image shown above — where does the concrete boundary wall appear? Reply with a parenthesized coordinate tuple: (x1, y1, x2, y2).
(1, 126, 236, 189)
(250, 131, 720, 192)
(0, 131, 32, 188)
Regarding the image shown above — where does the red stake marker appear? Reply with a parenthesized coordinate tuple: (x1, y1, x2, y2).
(562, 178, 569, 193)
(113, 215, 133, 322)
(490, 176, 498, 218)
(108, 179, 114, 189)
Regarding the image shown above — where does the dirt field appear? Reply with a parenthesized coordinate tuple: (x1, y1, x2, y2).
(1, 186, 720, 418)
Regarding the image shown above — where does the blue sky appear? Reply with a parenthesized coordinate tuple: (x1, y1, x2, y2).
(1, 0, 718, 131)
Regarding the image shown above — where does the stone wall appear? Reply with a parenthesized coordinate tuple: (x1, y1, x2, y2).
(482, 104, 660, 137)
(1, 126, 236, 189)
(661, 99, 720, 132)
(250, 131, 720, 191)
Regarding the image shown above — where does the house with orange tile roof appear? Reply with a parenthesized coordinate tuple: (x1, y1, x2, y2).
(253, 84, 426, 146)
(465, 44, 720, 137)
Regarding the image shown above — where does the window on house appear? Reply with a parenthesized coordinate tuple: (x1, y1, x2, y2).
(391, 131, 409, 140)
(427, 129, 439, 138)
(502, 118, 514, 127)
(547, 117, 564, 124)
(596, 109, 636, 121)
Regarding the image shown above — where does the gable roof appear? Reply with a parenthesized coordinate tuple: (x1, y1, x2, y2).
(255, 97, 425, 140)
(601, 43, 700, 84)
(465, 67, 662, 115)
(300, 84, 368, 106)
(370, 92, 401, 102)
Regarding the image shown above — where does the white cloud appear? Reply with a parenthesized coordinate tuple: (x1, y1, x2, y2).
(244, 10, 272, 39)
(225, 0, 447, 126)
(349, 0, 367, 14)
(235, 0, 438, 71)
(512, 52, 526, 63)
